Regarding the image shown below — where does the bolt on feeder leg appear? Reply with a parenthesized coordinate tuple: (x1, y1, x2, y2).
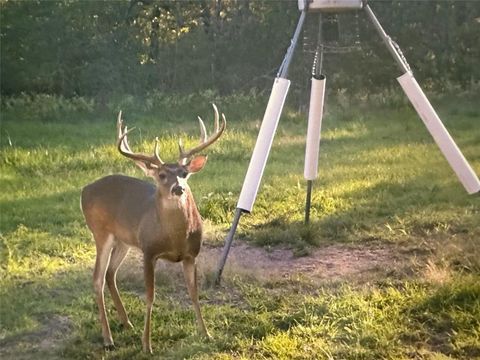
(304, 74, 326, 223)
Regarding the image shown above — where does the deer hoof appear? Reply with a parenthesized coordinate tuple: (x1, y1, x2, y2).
(142, 345, 153, 354)
(201, 330, 212, 340)
(121, 321, 134, 330)
(103, 343, 116, 351)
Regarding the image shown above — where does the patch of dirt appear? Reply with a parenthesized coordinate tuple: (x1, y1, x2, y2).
(123, 241, 412, 285)
(198, 242, 405, 282)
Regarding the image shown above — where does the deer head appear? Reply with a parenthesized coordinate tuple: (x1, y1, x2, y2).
(116, 104, 226, 199)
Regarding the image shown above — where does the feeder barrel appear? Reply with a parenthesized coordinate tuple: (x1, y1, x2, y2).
(237, 78, 291, 212)
(397, 72, 480, 194)
(299, 0, 363, 12)
(304, 75, 326, 180)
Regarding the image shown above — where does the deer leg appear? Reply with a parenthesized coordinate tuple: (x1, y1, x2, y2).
(92, 233, 115, 350)
(182, 257, 210, 338)
(106, 243, 132, 329)
(142, 256, 156, 354)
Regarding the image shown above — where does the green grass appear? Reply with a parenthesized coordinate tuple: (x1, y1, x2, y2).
(1, 92, 479, 359)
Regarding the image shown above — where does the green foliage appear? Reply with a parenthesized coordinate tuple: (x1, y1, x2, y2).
(2, 93, 95, 122)
(1, 1, 479, 98)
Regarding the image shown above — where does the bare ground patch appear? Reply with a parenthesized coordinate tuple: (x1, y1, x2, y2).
(121, 240, 419, 287)
(198, 242, 413, 283)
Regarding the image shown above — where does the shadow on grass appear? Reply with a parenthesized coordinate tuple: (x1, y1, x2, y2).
(0, 262, 173, 360)
(1, 189, 84, 235)
(406, 279, 480, 358)
(241, 173, 478, 252)
(0, 267, 92, 359)
(1, 243, 479, 359)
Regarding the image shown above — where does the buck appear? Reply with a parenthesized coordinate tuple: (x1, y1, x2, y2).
(81, 105, 226, 353)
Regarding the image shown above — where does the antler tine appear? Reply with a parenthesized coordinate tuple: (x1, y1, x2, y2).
(212, 103, 219, 133)
(117, 111, 132, 153)
(197, 116, 207, 143)
(178, 138, 185, 155)
(120, 126, 136, 153)
(153, 137, 163, 164)
(117, 111, 123, 133)
(116, 111, 164, 166)
(178, 104, 226, 163)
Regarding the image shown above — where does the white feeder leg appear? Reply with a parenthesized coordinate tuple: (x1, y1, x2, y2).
(365, 3, 479, 195)
(215, 9, 307, 285)
(397, 72, 480, 194)
(304, 75, 326, 181)
(215, 78, 290, 285)
(304, 75, 326, 223)
(237, 77, 291, 212)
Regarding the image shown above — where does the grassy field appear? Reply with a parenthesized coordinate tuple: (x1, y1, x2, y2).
(1, 91, 479, 359)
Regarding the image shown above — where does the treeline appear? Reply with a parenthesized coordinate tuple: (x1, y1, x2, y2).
(1, 0, 479, 100)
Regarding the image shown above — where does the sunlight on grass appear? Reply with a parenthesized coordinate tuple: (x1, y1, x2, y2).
(1, 94, 479, 359)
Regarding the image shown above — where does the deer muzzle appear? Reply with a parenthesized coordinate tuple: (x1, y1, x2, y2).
(171, 185, 184, 196)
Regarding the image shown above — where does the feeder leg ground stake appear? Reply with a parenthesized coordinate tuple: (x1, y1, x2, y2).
(305, 180, 313, 224)
(304, 74, 326, 223)
(215, 10, 307, 285)
(365, 4, 480, 194)
(215, 208, 243, 286)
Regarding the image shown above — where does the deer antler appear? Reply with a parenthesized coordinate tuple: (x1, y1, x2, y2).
(117, 111, 164, 167)
(178, 104, 226, 164)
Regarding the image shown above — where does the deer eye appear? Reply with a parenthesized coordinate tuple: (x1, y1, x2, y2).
(158, 173, 167, 182)
(179, 169, 188, 178)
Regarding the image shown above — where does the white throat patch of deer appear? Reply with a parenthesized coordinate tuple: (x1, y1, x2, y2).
(81, 104, 226, 353)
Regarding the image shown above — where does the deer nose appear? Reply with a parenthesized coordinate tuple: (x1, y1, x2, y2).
(172, 185, 184, 196)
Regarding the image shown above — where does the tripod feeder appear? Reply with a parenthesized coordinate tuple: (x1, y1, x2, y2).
(214, 0, 480, 285)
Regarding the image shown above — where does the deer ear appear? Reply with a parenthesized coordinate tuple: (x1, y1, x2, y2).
(187, 155, 208, 174)
(134, 161, 158, 177)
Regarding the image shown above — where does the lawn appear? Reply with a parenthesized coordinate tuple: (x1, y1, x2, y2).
(1, 91, 479, 359)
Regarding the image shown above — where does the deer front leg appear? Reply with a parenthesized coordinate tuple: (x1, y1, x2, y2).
(142, 256, 156, 354)
(182, 257, 210, 338)
(92, 233, 115, 350)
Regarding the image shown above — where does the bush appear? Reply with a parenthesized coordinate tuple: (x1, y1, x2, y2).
(1, 93, 95, 122)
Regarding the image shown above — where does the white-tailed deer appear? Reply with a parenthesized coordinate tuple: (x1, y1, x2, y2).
(81, 105, 226, 353)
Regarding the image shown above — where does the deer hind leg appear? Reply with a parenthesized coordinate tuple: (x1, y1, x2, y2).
(142, 256, 156, 354)
(92, 232, 115, 350)
(182, 257, 210, 338)
(106, 242, 132, 329)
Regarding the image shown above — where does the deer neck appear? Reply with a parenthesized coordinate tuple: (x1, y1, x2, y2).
(155, 188, 201, 233)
